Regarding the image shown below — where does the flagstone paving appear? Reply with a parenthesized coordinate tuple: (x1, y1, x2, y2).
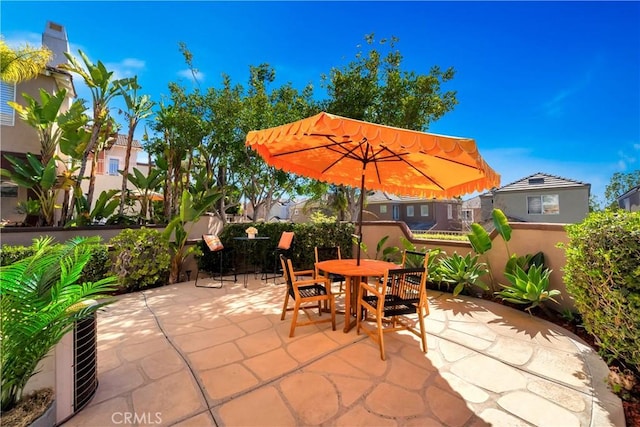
(63, 276, 625, 427)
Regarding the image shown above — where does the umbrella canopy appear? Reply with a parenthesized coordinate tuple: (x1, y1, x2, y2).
(246, 112, 500, 263)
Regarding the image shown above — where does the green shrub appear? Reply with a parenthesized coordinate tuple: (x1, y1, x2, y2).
(562, 210, 640, 368)
(437, 252, 489, 296)
(81, 244, 111, 283)
(220, 222, 355, 270)
(1, 240, 110, 283)
(109, 228, 171, 292)
(0, 245, 36, 266)
(496, 264, 560, 313)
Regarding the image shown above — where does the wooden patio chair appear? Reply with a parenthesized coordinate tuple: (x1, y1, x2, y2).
(356, 254, 430, 360)
(280, 254, 336, 337)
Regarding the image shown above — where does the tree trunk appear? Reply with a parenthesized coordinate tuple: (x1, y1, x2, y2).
(86, 152, 99, 212)
(68, 124, 101, 221)
(119, 124, 135, 216)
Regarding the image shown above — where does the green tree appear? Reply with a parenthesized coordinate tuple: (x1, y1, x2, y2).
(240, 63, 318, 220)
(8, 88, 67, 165)
(319, 33, 458, 219)
(125, 167, 163, 223)
(604, 170, 640, 209)
(0, 153, 72, 226)
(0, 39, 51, 83)
(60, 50, 128, 211)
(117, 77, 155, 216)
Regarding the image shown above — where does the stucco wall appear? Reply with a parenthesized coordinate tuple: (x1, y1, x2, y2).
(493, 187, 589, 224)
(2, 219, 575, 312)
(359, 221, 575, 312)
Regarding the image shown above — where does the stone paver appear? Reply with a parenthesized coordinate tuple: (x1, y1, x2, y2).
(62, 277, 625, 427)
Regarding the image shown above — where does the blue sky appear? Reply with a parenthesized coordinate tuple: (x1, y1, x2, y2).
(2, 1, 639, 204)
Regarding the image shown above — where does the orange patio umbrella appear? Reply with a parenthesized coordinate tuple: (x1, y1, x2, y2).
(246, 112, 500, 263)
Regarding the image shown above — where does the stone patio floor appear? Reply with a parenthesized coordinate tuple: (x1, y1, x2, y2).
(62, 274, 625, 427)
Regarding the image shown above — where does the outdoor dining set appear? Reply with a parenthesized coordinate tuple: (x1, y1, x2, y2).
(194, 111, 498, 360)
(195, 229, 431, 361)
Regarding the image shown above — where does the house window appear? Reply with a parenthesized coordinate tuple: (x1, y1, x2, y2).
(294, 209, 299, 215)
(0, 181, 18, 197)
(528, 177, 545, 185)
(420, 205, 429, 216)
(1, 82, 16, 126)
(461, 209, 473, 221)
(406, 206, 414, 217)
(447, 204, 453, 219)
(380, 204, 387, 214)
(527, 194, 559, 214)
(392, 205, 400, 220)
(108, 158, 120, 176)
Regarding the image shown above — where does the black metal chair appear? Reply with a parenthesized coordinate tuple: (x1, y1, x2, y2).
(195, 235, 237, 288)
(314, 246, 345, 293)
(280, 254, 336, 337)
(356, 254, 430, 360)
(264, 231, 295, 283)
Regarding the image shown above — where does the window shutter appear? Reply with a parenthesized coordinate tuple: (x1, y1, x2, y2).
(0, 82, 16, 126)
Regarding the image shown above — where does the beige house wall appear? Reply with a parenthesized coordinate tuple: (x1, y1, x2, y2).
(359, 221, 575, 312)
(1, 219, 576, 312)
(1, 76, 69, 155)
(79, 145, 143, 200)
(493, 187, 590, 224)
(1, 74, 74, 224)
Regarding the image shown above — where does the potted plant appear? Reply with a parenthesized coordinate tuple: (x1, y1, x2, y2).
(245, 226, 258, 239)
(0, 236, 117, 424)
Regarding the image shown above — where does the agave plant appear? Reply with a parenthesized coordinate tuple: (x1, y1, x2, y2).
(496, 264, 560, 314)
(0, 236, 116, 411)
(438, 252, 489, 296)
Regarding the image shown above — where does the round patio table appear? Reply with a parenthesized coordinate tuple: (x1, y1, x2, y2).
(233, 236, 270, 288)
(315, 258, 399, 332)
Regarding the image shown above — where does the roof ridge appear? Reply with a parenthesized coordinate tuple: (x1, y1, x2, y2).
(496, 172, 589, 190)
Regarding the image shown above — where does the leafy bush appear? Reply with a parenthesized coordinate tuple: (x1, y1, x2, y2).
(496, 264, 560, 313)
(0, 245, 36, 266)
(562, 210, 640, 368)
(109, 228, 171, 292)
(1, 240, 110, 284)
(81, 244, 111, 283)
(437, 252, 489, 296)
(0, 236, 116, 411)
(220, 222, 355, 270)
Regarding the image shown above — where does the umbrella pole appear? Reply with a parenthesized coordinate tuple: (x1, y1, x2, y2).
(356, 168, 366, 266)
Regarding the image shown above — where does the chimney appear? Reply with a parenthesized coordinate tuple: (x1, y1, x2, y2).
(42, 21, 69, 68)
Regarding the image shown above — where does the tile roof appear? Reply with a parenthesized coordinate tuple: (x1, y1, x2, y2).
(495, 172, 590, 192)
(367, 190, 458, 203)
(113, 134, 142, 149)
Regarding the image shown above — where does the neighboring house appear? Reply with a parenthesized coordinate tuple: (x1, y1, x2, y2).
(362, 191, 462, 231)
(480, 172, 590, 224)
(243, 200, 294, 222)
(83, 133, 144, 200)
(1, 21, 148, 224)
(0, 21, 75, 223)
(618, 185, 640, 212)
(461, 196, 482, 229)
(288, 199, 317, 223)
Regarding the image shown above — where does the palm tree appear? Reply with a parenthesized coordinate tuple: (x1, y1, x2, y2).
(8, 89, 67, 166)
(0, 39, 51, 83)
(59, 50, 126, 210)
(117, 77, 154, 216)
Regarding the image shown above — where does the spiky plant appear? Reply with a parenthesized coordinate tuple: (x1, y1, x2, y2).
(0, 236, 116, 411)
